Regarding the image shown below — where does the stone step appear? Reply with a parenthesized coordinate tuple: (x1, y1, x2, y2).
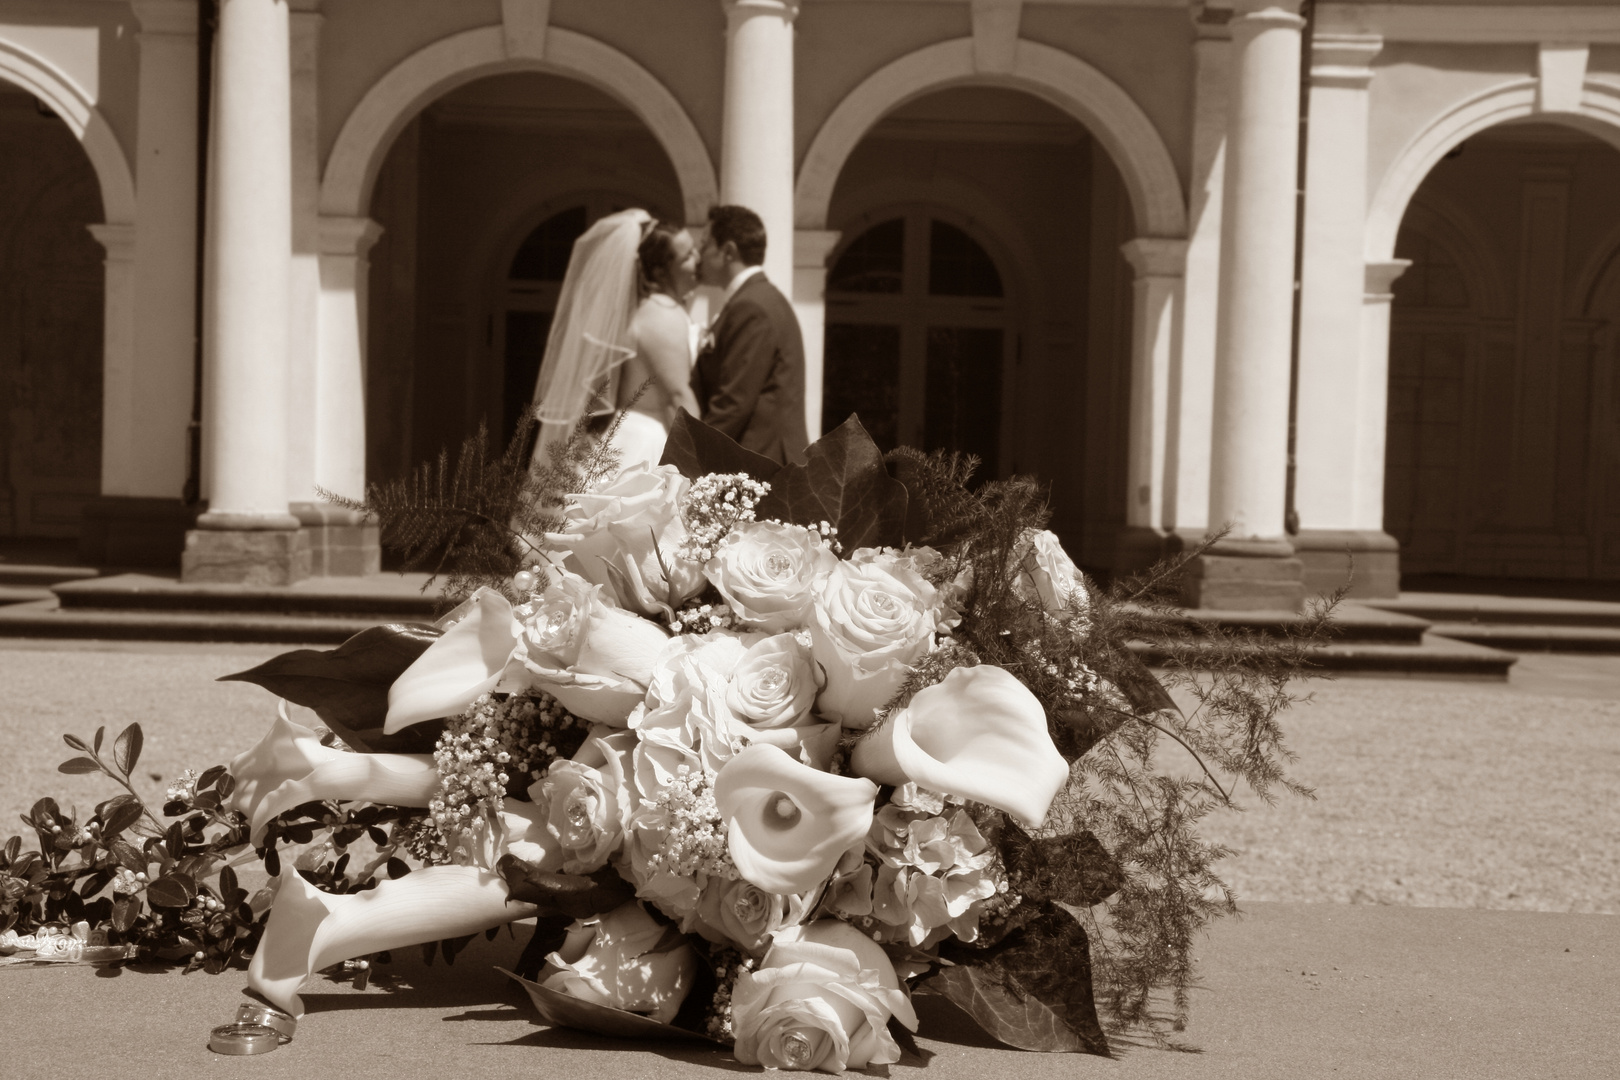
(0, 598, 414, 645)
(1364, 591, 1620, 629)
(0, 562, 100, 587)
(1426, 622, 1620, 654)
(1179, 601, 1430, 645)
(0, 583, 55, 605)
(1132, 631, 1516, 680)
(50, 571, 442, 618)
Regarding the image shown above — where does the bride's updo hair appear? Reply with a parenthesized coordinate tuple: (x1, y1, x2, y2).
(637, 222, 683, 297)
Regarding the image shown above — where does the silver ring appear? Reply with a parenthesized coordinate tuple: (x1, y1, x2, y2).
(235, 1001, 297, 1042)
(209, 1023, 283, 1056)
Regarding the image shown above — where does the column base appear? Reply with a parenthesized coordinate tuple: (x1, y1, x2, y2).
(181, 515, 310, 585)
(291, 502, 381, 577)
(1113, 525, 1206, 578)
(1292, 529, 1400, 598)
(1180, 538, 1305, 612)
(79, 497, 203, 569)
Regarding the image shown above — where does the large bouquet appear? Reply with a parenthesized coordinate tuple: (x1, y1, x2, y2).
(3, 414, 1323, 1067)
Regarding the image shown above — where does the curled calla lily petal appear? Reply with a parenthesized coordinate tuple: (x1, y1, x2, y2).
(248, 751, 437, 845)
(714, 744, 878, 895)
(224, 703, 347, 825)
(385, 589, 520, 733)
(248, 866, 538, 1016)
(850, 665, 1070, 828)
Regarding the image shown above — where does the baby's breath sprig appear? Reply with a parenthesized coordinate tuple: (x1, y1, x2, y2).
(678, 473, 770, 564)
(704, 946, 755, 1043)
(642, 767, 737, 883)
(668, 596, 740, 635)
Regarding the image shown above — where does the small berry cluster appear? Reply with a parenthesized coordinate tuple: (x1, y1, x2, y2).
(678, 473, 770, 563)
(427, 690, 580, 848)
(703, 947, 755, 1043)
(642, 767, 737, 883)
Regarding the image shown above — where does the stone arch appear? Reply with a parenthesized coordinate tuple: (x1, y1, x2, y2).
(1367, 78, 1620, 262)
(796, 38, 1186, 238)
(0, 36, 136, 225)
(1395, 199, 1510, 317)
(320, 26, 717, 224)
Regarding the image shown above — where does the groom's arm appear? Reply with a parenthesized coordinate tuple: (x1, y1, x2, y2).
(703, 301, 776, 441)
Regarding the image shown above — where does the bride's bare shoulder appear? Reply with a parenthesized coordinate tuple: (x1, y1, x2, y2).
(632, 293, 692, 350)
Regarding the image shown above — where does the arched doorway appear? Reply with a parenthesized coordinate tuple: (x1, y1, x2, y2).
(821, 84, 1136, 566)
(823, 211, 1014, 476)
(362, 72, 683, 483)
(0, 84, 104, 542)
(1385, 121, 1620, 582)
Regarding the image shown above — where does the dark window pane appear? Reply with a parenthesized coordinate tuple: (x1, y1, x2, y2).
(928, 220, 1002, 297)
(823, 323, 901, 450)
(510, 206, 589, 282)
(827, 219, 905, 294)
(504, 310, 554, 446)
(925, 326, 1002, 476)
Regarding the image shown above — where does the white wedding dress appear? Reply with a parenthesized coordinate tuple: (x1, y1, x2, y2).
(604, 291, 695, 472)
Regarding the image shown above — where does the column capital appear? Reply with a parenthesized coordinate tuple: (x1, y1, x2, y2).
(319, 216, 384, 258)
(1363, 259, 1411, 301)
(130, 0, 197, 36)
(1311, 32, 1382, 88)
(88, 223, 137, 261)
(1231, 0, 1304, 31)
(723, 0, 800, 25)
(794, 229, 841, 268)
(1122, 237, 1189, 279)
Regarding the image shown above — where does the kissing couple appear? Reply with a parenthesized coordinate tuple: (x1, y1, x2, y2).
(529, 204, 809, 479)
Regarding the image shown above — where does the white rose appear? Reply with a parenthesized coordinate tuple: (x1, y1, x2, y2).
(540, 900, 697, 1025)
(690, 877, 813, 956)
(1013, 528, 1091, 633)
(514, 570, 671, 726)
(808, 548, 954, 729)
(547, 462, 705, 619)
(851, 665, 1070, 828)
(706, 521, 836, 632)
(536, 731, 636, 874)
(732, 920, 917, 1072)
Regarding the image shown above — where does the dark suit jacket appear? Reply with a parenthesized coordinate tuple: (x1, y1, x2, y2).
(691, 273, 810, 465)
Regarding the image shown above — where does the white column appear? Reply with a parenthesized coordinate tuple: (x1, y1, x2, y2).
(794, 229, 840, 440)
(1294, 33, 1382, 531)
(88, 224, 139, 491)
(1171, 8, 1232, 536)
(1120, 238, 1188, 532)
(286, 0, 323, 506)
(1357, 259, 1410, 527)
(115, 0, 198, 501)
(1207, 0, 1305, 542)
(720, 0, 798, 290)
(199, 0, 294, 527)
(316, 216, 384, 502)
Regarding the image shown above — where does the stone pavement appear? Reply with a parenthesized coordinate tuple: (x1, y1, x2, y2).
(1, 901, 1614, 1080)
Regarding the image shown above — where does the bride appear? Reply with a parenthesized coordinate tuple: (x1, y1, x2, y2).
(529, 208, 700, 474)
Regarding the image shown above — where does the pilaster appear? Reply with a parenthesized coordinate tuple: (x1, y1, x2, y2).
(793, 229, 840, 441)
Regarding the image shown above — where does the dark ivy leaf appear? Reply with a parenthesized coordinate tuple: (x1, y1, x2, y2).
(93, 726, 105, 754)
(62, 733, 90, 753)
(146, 872, 197, 909)
(57, 756, 101, 775)
(755, 415, 909, 552)
(495, 856, 635, 920)
(1111, 648, 1181, 718)
(111, 894, 140, 933)
(219, 624, 445, 754)
(196, 765, 227, 792)
(216, 772, 235, 800)
(926, 904, 1109, 1056)
(218, 865, 240, 905)
(100, 795, 144, 839)
(164, 821, 185, 861)
(114, 723, 144, 777)
(994, 819, 1124, 908)
(386, 857, 411, 879)
(110, 839, 146, 873)
(659, 410, 782, 483)
(263, 845, 281, 878)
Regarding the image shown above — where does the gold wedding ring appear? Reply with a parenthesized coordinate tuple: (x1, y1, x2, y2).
(208, 1023, 283, 1056)
(235, 1000, 297, 1042)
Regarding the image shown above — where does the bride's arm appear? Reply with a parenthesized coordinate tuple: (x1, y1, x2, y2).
(633, 300, 701, 416)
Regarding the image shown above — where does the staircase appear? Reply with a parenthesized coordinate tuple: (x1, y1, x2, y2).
(1361, 593, 1620, 654)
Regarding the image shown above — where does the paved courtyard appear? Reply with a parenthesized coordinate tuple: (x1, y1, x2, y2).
(4, 638, 1617, 914)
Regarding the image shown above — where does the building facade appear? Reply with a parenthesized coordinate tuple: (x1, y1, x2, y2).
(3, 0, 1619, 605)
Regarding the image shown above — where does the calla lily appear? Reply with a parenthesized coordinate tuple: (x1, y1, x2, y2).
(226, 706, 438, 844)
(385, 589, 519, 733)
(850, 665, 1070, 828)
(714, 744, 877, 895)
(248, 866, 538, 1016)
(225, 703, 347, 825)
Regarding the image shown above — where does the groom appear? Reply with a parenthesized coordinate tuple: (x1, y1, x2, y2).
(691, 205, 809, 465)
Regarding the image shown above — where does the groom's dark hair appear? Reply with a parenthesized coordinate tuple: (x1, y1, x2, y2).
(707, 205, 766, 267)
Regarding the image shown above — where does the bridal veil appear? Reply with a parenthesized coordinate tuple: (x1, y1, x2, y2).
(530, 208, 652, 463)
